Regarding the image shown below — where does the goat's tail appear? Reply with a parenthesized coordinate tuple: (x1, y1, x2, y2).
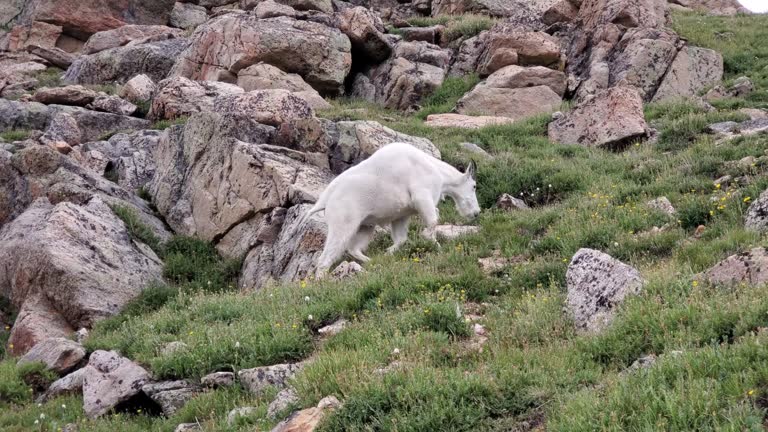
(297, 199, 326, 227)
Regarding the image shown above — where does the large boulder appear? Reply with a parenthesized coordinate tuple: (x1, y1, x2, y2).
(484, 65, 567, 96)
(148, 76, 244, 120)
(17, 338, 86, 375)
(1, 197, 163, 355)
(148, 90, 332, 244)
(331, 120, 440, 173)
(17, 0, 177, 40)
(119, 74, 156, 105)
(82, 25, 184, 55)
(237, 63, 330, 110)
(170, 14, 352, 95)
(353, 56, 445, 110)
(606, 28, 680, 101)
(651, 46, 723, 102)
(456, 85, 562, 119)
(32, 85, 100, 106)
(394, 41, 452, 70)
(170, 2, 209, 30)
(4, 21, 62, 53)
(478, 30, 562, 74)
(548, 86, 647, 149)
(63, 38, 189, 85)
(701, 248, 768, 287)
(82, 350, 152, 418)
(332, 7, 391, 63)
(76, 130, 162, 191)
(566, 248, 645, 332)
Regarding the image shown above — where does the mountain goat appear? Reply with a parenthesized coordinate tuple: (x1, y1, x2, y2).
(304, 142, 481, 278)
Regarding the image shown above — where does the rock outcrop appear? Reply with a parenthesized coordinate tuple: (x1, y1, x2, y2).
(82, 350, 152, 418)
(548, 86, 647, 149)
(64, 38, 188, 85)
(701, 247, 768, 287)
(170, 14, 352, 95)
(0, 197, 163, 354)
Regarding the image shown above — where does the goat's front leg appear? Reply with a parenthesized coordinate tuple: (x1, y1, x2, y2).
(413, 193, 440, 248)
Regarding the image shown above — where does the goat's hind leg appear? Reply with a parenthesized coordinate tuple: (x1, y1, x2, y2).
(347, 225, 375, 263)
(386, 216, 410, 254)
(315, 222, 357, 279)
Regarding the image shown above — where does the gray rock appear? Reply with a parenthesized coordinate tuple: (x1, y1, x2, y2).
(267, 387, 300, 419)
(160, 341, 189, 357)
(119, 74, 156, 105)
(707, 121, 739, 135)
(18, 338, 86, 375)
(142, 380, 201, 416)
(201, 371, 236, 388)
(332, 7, 391, 62)
(393, 41, 452, 70)
(459, 142, 489, 157)
(647, 197, 675, 215)
(1, 197, 163, 355)
(352, 56, 444, 111)
(63, 38, 189, 85)
(40, 112, 81, 146)
(566, 248, 645, 333)
(89, 95, 138, 116)
(170, 2, 208, 30)
(238, 363, 303, 396)
(496, 193, 529, 211)
(27, 45, 78, 69)
(652, 46, 723, 103)
(456, 85, 562, 120)
(82, 350, 152, 418)
(701, 247, 768, 287)
(254, 0, 298, 18)
(746, 190, 768, 233)
(77, 129, 161, 191)
(435, 225, 480, 240)
(332, 120, 439, 173)
(174, 424, 201, 432)
(32, 86, 99, 106)
(331, 262, 363, 279)
(318, 319, 349, 336)
(227, 407, 258, 426)
(39, 368, 86, 402)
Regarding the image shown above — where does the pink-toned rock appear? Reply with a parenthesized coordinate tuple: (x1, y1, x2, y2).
(7, 295, 74, 356)
(171, 14, 352, 95)
(479, 31, 561, 73)
(237, 63, 330, 110)
(19, 0, 177, 39)
(5, 21, 62, 52)
(270, 396, 342, 432)
(652, 46, 723, 102)
(83, 25, 184, 55)
(425, 113, 516, 129)
(456, 85, 562, 120)
(32, 85, 99, 106)
(332, 7, 391, 62)
(119, 74, 156, 104)
(548, 86, 647, 149)
(484, 65, 567, 96)
(149, 76, 244, 120)
(701, 247, 768, 287)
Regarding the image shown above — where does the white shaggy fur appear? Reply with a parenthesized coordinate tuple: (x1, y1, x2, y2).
(305, 142, 481, 278)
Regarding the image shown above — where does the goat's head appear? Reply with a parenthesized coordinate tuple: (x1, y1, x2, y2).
(449, 160, 481, 219)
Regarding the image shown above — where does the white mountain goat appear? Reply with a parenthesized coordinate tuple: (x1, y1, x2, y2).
(303, 142, 481, 278)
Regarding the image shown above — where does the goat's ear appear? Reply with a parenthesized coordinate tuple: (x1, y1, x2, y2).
(466, 159, 477, 180)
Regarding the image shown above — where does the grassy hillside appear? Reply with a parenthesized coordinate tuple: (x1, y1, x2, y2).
(2, 11, 768, 432)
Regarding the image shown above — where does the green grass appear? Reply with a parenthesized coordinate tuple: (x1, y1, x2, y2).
(150, 116, 189, 131)
(110, 205, 163, 253)
(3, 10, 768, 432)
(406, 14, 496, 43)
(671, 12, 768, 109)
(0, 130, 31, 142)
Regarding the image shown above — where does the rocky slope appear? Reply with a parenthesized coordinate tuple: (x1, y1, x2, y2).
(1, 0, 767, 430)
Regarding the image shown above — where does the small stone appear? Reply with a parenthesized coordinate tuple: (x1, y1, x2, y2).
(238, 363, 303, 396)
(647, 197, 675, 215)
(39, 368, 86, 402)
(119, 74, 156, 104)
(459, 142, 490, 157)
(82, 350, 152, 418)
(477, 251, 524, 274)
(627, 354, 657, 372)
(174, 424, 202, 432)
(51, 141, 73, 155)
(729, 76, 754, 97)
(267, 387, 300, 419)
(496, 193, 529, 211)
(142, 380, 200, 416)
(161, 341, 188, 356)
(200, 371, 235, 388)
(227, 407, 257, 426)
(18, 338, 86, 375)
(435, 225, 480, 240)
(75, 328, 89, 344)
(706, 121, 739, 135)
(89, 95, 138, 116)
(331, 262, 363, 279)
(373, 361, 402, 375)
(318, 319, 348, 336)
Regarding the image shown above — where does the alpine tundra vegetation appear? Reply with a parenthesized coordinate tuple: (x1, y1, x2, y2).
(1, 0, 768, 431)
